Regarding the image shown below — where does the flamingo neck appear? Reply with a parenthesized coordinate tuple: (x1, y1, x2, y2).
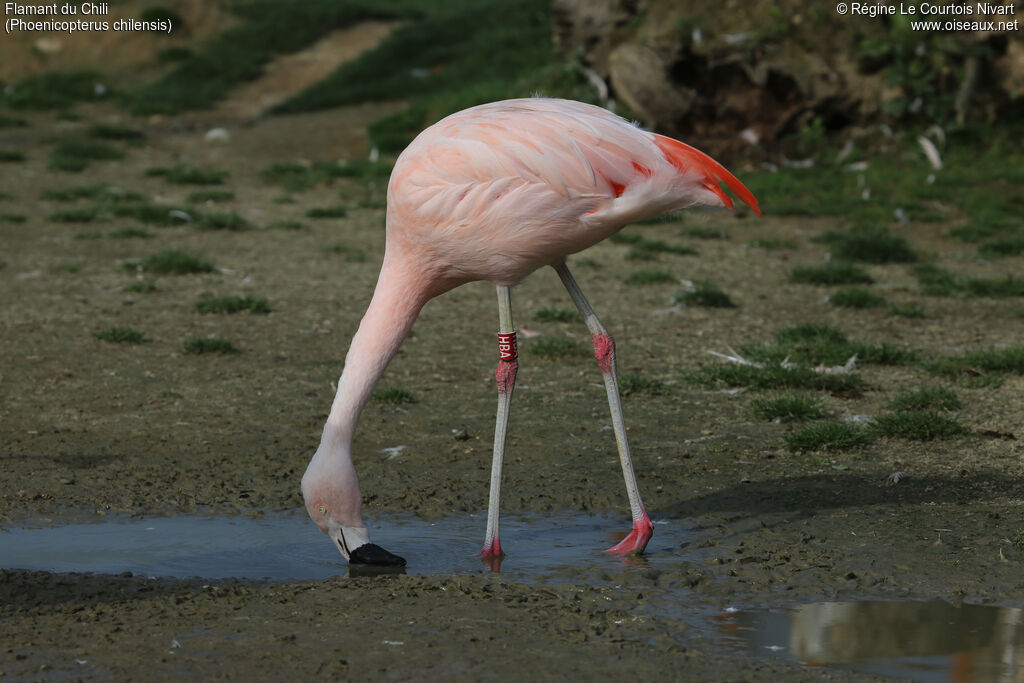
(320, 255, 431, 453)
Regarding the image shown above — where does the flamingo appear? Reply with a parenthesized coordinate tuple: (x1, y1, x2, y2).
(301, 97, 760, 567)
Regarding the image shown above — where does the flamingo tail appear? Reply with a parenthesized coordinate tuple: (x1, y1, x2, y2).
(652, 134, 761, 216)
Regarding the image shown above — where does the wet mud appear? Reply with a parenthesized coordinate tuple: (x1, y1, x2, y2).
(2, 94, 1023, 679)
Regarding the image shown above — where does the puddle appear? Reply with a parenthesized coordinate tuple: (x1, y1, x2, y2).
(0, 511, 684, 580)
(716, 600, 1024, 682)
(4, 512, 1023, 681)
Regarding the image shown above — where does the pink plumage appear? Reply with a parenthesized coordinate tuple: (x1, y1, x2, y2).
(302, 97, 760, 568)
(386, 98, 759, 287)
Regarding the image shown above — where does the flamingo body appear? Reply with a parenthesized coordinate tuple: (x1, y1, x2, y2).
(301, 98, 759, 567)
(386, 98, 758, 288)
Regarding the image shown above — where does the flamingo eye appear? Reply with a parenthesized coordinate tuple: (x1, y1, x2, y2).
(318, 505, 327, 515)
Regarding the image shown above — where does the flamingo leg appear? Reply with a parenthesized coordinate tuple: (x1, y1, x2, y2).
(554, 260, 653, 555)
(480, 284, 517, 566)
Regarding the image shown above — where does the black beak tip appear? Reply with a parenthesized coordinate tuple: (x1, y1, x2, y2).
(349, 543, 407, 567)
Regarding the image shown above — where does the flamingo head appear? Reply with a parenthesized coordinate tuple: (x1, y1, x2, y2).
(301, 450, 406, 567)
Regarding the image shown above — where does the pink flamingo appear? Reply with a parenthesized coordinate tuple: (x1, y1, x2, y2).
(301, 98, 760, 567)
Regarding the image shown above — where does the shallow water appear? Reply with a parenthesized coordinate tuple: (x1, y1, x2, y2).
(3, 513, 1022, 681)
(718, 600, 1024, 682)
(0, 511, 682, 580)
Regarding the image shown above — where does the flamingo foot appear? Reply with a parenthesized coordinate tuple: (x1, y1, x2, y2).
(605, 512, 653, 556)
(478, 538, 504, 572)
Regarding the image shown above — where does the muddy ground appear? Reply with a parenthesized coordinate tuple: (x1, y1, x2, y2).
(2, 68, 1024, 681)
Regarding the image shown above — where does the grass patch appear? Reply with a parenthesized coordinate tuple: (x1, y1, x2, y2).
(43, 184, 144, 202)
(198, 212, 250, 231)
(978, 236, 1024, 258)
(261, 160, 393, 192)
(676, 280, 736, 308)
(94, 327, 145, 344)
(610, 232, 697, 260)
(814, 225, 917, 263)
(112, 204, 195, 226)
(371, 387, 416, 405)
(184, 336, 239, 355)
(324, 244, 367, 262)
(682, 226, 728, 240)
(746, 323, 917, 367)
(926, 346, 1024, 383)
(50, 139, 123, 172)
(784, 421, 870, 452)
(751, 393, 825, 422)
(912, 264, 1024, 297)
(887, 386, 961, 412)
(534, 307, 579, 323)
(0, 149, 26, 162)
(75, 231, 103, 240)
(195, 295, 270, 315)
(124, 281, 158, 293)
(618, 373, 668, 396)
(2, 70, 106, 109)
(747, 238, 797, 250)
(89, 125, 145, 142)
(789, 262, 873, 285)
(49, 207, 103, 223)
(686, 362, 865, 395)
(189, 190, 235, 203)
(134, 249, 215, 275)
(871, 411, 966, 440)
(125, 3, 409, 115)
(625, 269, 676, 286)
(307, 206, 348, 219)
(0, 114, 29, 128)
(829, 287, 885, 309)
(1, 213, 27, 223)
(527, 337, 588, 359)
(270, 220, 307, 231)
(275, 0, 570, 153)
(147, 165, 227, 185)
(887, 303, 927, 318)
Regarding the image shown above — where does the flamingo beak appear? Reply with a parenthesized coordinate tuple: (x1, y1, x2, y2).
(328, 526, 407, 567)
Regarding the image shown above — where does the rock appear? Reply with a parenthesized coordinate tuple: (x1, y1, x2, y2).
(609, 43, 696, 128)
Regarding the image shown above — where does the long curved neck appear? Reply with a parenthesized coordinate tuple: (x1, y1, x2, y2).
(320, 254, 431, 453)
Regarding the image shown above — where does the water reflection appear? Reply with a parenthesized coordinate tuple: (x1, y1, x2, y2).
(719, 600, 1024, 682)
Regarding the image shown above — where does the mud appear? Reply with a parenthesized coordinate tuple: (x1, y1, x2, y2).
(3, 59, 1024, 682)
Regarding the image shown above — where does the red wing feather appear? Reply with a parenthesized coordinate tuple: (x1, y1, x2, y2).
(652, 134, 761, 216)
